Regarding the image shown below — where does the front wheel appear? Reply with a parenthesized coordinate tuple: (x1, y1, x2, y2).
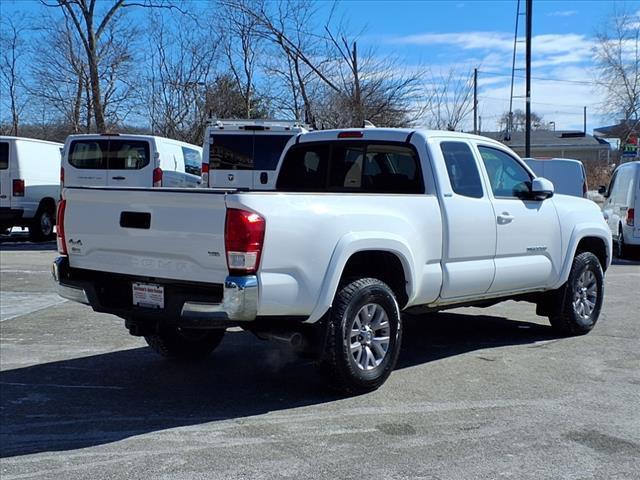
(548, 252, 604, 336)
(319, 278, 402, 394)
(145, 326, 225, 360)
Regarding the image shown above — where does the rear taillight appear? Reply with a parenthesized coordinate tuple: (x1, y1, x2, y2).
(56, 199, 67, 254)
(12, 179, 24, 197)
(225, 208, 265, 276)
(627, 208, 635, 227)
(153, 167, 163, 187)
(202, 162, 210, 174)
(60, 167, 65, 187)
(201, 162, 209, 186)
(338, 131, 363, 138)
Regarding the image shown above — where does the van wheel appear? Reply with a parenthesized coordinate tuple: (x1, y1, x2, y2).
(145, 326, 225, 360)
(29, 207, 55, 242)
(548, 252, 604, 336)
(319, 278, 402, 394)
(615, 227, 627, 259)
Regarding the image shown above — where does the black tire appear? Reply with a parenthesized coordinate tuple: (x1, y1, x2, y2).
(615, 226, 628, 259)
(145, 326, 225, 360)
(548, 252, 604, 336)
(319, 278, 402, 394)
(29, 206, 55, 242)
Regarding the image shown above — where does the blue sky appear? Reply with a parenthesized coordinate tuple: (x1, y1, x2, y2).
(2, 0, 638, 132)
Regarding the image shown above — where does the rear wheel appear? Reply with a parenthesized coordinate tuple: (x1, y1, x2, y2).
(319, 278, 402, 394)
(29, 206, 55, 242)
(548, 252, 604, 336)
(145, 326, 225, 360)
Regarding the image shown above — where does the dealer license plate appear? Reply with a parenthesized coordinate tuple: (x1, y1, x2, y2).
(132, 282, 164, 309)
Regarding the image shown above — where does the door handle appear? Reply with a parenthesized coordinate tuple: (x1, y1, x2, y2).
(112, 176, 126, 180)
(497, 212, 513, 224)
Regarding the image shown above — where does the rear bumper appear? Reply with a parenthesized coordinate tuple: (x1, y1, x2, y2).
(0, 207, 24, 227)
(52, 256, 258, 326)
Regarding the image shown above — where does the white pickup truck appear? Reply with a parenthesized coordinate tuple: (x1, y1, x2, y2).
(52, 128, 612, 393)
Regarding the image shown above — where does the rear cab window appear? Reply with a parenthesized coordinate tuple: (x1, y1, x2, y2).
(276, 141, 424, 194)
(68, 139, 150, 170)
(210, 134, 293, 171)
(0, 142, 8, 170)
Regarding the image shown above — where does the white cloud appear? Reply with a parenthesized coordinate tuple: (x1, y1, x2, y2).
(546, 10, 578, 17)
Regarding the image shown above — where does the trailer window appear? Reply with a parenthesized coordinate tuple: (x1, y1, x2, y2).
(0, 143, 8, 169)
(182, 147, 202, 176)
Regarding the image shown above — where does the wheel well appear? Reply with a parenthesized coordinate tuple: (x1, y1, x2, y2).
(38, 198, 57, 221)
(340, 251, 408, 307)
(576, 236, 608, 271)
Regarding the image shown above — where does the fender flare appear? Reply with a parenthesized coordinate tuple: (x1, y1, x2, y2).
(305, 232, 416, 323)
(550, 225, 612, 290)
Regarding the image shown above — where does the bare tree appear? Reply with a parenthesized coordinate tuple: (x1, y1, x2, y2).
(0, 17, 30, 135)
(146, 11, 219, 144)
(41, 0, 183, 131)
(420, 68, 474, 131)
(498, 109, 547, 133)
(594, 6, 640, 145)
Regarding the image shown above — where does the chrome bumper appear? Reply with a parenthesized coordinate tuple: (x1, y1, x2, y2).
(52, 259, 90, 305)
(181, 275, 258, 322)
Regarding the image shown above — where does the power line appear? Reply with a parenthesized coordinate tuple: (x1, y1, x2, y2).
(479, 95, 601, 109)
(479, 69, 619, 88)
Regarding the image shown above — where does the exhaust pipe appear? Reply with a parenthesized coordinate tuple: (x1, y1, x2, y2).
(255, 331, 307, 351)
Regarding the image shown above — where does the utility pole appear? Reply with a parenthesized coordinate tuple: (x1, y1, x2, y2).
(583, 106, 587, 134)
(525, 0, 533, 157)
(473, 68, 478, 134)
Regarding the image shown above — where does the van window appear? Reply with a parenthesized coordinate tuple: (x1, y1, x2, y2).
(440, 142, 483, 198)
(68, 139, 150, 170)
(277, 141, 424, 194)
(182, 147, 202, 176)
(209, 134, 292, 171)
(0, 142, 8, 169)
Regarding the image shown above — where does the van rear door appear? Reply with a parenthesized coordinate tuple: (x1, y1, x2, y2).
(252, 131, 294, 189)
(106, 138, 154, 187)
(0, 141, 11, 208)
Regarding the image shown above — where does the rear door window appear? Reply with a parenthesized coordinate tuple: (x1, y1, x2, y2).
(68, 139, 149, 170)
(0, 142, 8, 169)
(440, 142, 483, 198)
(210, 134, 293, 171)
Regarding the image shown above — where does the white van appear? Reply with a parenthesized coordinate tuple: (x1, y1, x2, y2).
(600, 161, 640, 258)
(202, 119, 307, 189)
(523, 157, 588, 198)
(62, 134, 203, 189)
(0, 136, 63, 240)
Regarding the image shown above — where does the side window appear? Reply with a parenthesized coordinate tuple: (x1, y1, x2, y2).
(182, 147, 202, 176)
(0, 142, 8, 170)
(276, 144, 329, 191)
(440, 142, 483, 198)
(478, 146, 532, 198)
(607, 171, 618, 200)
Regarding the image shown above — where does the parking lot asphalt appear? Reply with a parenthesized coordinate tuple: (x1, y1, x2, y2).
(1, 238, 639, 480)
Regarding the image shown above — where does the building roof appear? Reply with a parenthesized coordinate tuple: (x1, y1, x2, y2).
(480, 130, 610, 149)
(593, 120, 640, 138)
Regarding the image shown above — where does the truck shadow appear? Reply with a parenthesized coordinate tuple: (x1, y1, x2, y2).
(0, 312, 557, 458)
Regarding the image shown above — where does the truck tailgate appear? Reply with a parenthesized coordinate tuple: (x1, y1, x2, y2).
(63, 187, 228, 284)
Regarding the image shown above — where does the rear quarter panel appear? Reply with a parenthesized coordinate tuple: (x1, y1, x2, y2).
(230, 192, 443, 320)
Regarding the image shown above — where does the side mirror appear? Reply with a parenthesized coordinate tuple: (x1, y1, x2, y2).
(597, 185, 607, 195)
(531, 177, 554, 200)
